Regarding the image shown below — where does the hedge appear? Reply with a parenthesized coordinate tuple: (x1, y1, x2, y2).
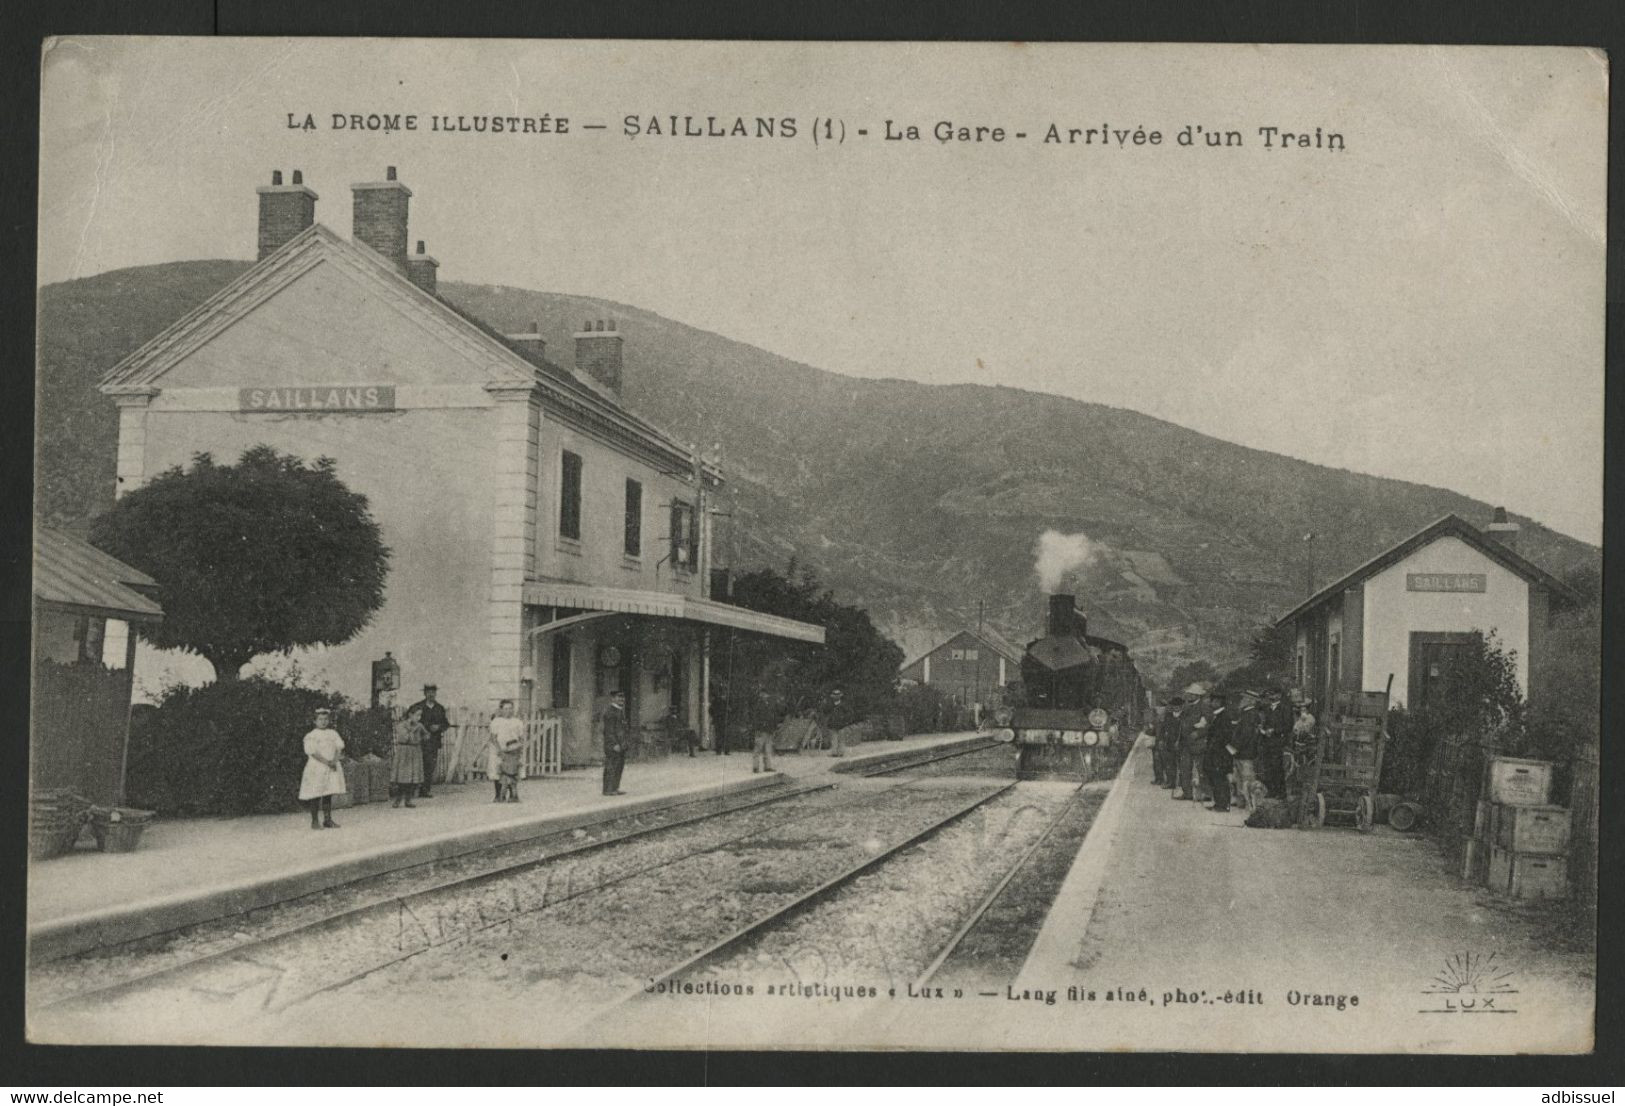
(126, 677, 394, 817)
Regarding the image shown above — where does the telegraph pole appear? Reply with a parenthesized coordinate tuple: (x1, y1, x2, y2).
(1303, 531, 1317, 598)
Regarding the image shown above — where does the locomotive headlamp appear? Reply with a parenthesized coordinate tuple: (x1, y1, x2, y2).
(1088, 708, 1109, 729)
(1083, 730, 1100, 746)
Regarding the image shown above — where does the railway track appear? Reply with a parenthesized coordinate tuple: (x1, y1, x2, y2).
(34, 772, 1019, 1043)
(31, 777, 836, 1013)
(912, 781, 1106, 992)
(855, 737, 1004, 776)
(578, 780, 1018, 1033)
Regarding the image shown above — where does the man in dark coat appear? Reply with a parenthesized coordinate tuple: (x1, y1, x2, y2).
(1175, 696, 1204, 800)
(1201, 689, 1235, 811)
(1155, 699, 1185, 788)
(1231, 690, 1263, 811)
(598, 689, 630, 796)
(406, 684, 451, 798)
(1257, 687, 1291, 799)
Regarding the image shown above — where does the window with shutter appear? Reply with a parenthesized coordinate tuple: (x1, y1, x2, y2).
(560, 451, 583, 540)
(624, 479, 642, 556)
(671, 499, 695, 570)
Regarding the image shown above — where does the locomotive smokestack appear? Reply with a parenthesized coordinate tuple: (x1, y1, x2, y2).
(1048, 594, 1078, 638)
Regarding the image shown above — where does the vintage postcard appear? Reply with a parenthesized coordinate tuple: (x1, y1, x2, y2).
(29, 38, 1602, 1053)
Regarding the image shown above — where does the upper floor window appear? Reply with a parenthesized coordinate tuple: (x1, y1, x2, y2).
(559, 450, 583, 540)
(624, 479, 643, 557)
(670, 499, 697, 570)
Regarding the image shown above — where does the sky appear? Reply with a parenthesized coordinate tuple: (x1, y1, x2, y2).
(37, 39, 1607, 542)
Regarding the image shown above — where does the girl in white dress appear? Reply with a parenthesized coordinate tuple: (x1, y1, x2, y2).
(298, 707, 347, 829)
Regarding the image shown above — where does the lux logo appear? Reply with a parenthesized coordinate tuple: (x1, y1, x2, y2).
(1419, 951, 1519, 1014)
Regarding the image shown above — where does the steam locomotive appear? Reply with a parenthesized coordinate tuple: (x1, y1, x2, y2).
(1004, 594, 1148, 781)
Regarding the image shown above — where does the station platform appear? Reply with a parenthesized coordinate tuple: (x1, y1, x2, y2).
(986, 733, 1595, 1054)
(27, 731, 978, 962)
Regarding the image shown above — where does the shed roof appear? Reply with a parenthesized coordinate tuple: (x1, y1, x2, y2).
(1272, 514, 1578, 628)
(34, 528, 164, 622)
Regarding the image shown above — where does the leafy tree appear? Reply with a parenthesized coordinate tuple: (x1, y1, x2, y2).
(1166, 658, 1219, 695)
(89, 447, 390, 681)
(1217, 622, 1294, 695)
(717, 560, 904, 732)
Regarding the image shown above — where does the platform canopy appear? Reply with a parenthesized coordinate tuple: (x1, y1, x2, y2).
(522, 580, 825, 643)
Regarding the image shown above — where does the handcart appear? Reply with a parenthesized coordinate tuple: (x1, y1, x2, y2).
(1299, 677, 1391, 832)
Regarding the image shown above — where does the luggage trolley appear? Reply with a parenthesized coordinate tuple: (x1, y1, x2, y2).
(1301, 679, 1391, 832)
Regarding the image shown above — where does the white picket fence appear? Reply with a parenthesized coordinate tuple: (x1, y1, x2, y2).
(438, 707, 564, 782)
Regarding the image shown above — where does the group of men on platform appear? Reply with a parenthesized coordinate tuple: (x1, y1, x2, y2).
(1150, 686, 1311, 812)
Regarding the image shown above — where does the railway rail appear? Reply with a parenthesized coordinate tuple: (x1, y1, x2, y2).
(31, 777, 833, 1012)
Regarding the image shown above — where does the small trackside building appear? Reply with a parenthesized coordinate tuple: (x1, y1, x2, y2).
(97, 166, 822, 767)
(32, 528, 165, 806)
(1273, 511, 1578, 711)
(898, 625, 1025, 708)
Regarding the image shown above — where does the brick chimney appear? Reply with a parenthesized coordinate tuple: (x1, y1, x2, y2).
(256, 169, 317, 260)
(351, 166, 411, 270)
(506, 320, 546, 360)
(405, 239, 438, 294)
(575, 319, 624, 395)
(1485, 506, 1521, 554)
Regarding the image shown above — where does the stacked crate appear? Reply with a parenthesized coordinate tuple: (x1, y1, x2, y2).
(1465, 757, 1570, 899)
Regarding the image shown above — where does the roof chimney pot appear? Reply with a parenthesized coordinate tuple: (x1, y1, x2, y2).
(351, 168, 413, 271)
(256, 170, 318, 260)
(575, 318, 625, 397)
(1485, 506, 1521, 554)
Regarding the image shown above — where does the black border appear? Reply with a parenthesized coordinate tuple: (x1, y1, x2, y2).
(4, 0, 1621, 1088)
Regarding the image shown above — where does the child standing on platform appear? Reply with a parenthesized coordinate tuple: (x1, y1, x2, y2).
(486, 699, 525, 803)
(299, 707, 346, 830)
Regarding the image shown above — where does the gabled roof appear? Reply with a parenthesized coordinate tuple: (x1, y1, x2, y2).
(34, 528, 164, 622)
(99, 225, 718, 481)
(900, 624, 1028, 672)
(1273, 514, 1579, 628)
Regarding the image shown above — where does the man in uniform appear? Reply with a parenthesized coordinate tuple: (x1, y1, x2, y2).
(1201, 689, 1235, 812)
(1231, 689, 1263, 812)
(1257, 686, 1291, 800)
(1155, 698, 1185, 788)
(406, 684, 451, 798)
(598, 689, 630, 796)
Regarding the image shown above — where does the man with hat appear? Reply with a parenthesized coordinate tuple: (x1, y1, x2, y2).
(1231, 689, 1264, 812)
(1257, 686, 1291, 800)
(1174, 691, 1205, 800)
(406, 684, 451, 798)
(1200, 688, 1235, 812)
(1154, 697, 1185, 788)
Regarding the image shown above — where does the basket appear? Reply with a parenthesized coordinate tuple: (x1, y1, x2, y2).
(88, 806, 157, 853)
(30, 788, 91, 860)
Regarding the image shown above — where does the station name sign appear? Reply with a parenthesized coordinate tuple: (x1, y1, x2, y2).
(238, 386, 396, 412)
(1406, 572, 1487, 593)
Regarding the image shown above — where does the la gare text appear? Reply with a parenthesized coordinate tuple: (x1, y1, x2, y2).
(288, 113, 1344, 151)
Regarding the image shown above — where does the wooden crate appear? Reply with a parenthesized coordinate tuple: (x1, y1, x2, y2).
(1474, 799, 1499, 840)
(1492, 804, 1570, 854)
(1484, 756, 1553, 807)
(1487, 846, 1569, 900)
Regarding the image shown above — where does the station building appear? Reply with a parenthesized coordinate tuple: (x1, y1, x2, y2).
(98, 167, 822, 766)
(1273, 511, 1577, 711)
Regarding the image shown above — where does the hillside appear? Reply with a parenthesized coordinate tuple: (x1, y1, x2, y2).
(35, 261, 1598, 684)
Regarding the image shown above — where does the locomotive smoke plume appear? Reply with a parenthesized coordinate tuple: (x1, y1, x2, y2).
(1035, 530, 1104, 592)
